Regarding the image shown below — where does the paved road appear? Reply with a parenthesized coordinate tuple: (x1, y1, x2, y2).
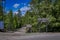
(0, 33, 60, 40)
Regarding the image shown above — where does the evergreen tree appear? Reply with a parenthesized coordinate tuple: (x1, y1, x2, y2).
(17, 10, 22, 28)
(7, 10, 13, 31)
(0, 0, 3, 21)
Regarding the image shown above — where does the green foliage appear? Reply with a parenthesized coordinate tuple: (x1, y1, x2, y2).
(0, 0, 60, 32)
(4, 10, 22, 31)
(25, 0, 60, 32)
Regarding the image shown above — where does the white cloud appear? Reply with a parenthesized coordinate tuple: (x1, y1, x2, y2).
(20, 6, 31, 12)
(13, 3, 20, 8)
(15, 11, 18, 14)
(13, 11, 18, 14)
(20, 6, 31, 15)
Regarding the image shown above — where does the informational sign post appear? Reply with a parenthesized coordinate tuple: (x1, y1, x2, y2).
(38, 18, 49, 32)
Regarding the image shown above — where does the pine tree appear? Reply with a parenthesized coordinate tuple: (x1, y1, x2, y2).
(7, 10, 13, 31)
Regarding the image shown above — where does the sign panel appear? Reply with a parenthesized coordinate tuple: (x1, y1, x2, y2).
(38, 18, 48, 22)
(0, 21, 4, 29)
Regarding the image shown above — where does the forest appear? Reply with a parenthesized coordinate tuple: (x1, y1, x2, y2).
(0, 0, 60, 32)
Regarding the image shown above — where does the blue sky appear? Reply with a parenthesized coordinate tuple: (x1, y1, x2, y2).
(5, 0, 31, 15)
